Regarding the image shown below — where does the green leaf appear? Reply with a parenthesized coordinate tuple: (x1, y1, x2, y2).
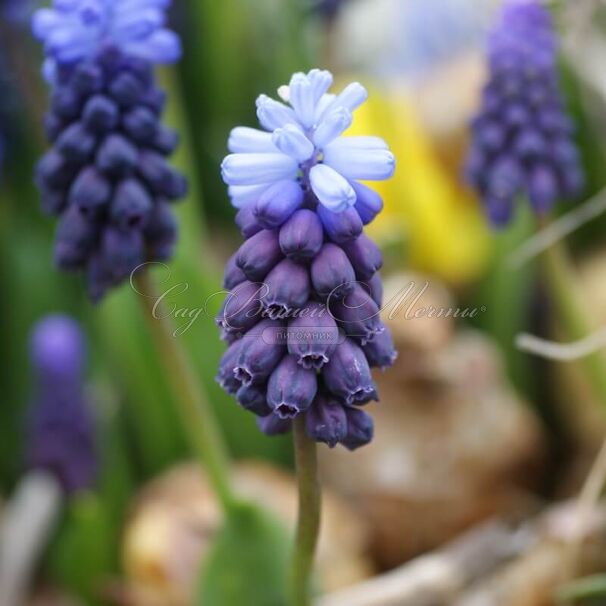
(556, 574, 606, 604)
(48, 493, 114, 606)
(196, 501, 291, 606)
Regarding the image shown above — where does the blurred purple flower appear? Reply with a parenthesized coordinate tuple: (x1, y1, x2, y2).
(32, 0, 180, 83)
(466, 0, 584, 226)
(26, 315, 97, 495)
(33, 0, 186, 301)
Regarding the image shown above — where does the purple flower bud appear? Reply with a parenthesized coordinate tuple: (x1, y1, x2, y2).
(54, 205, 99, 270)
(323, 339, 377, 405)
(109, 71, 145, 107)
(223, 252, 247, 290)
(311, 243, 356, 300)
(234, 320, 286, 385)
(217, 280, 265, 336)
(236, 383, 272, 417)
(99, 227, 144, 283)
(27, 315, 97, 494)
(123, 106, 157, 144)
(138, 151, 188, 200)
(317, 205, 362, 244)
(51, 87, 81, 120)
(110, 178, 153, 230)
(513, 129, 546, 160)
(254, 180, 304, 229)
(352, 181, 383, 225)
(217, 339, 244, 395)
(56, 122, 97, 162)
(263, 259, 311, 315)
(36, 150, 78, 190)
(267, 355, 318, 419)
(305, 392, 347, 448)
(30, 315, 85, 381)
(341, 234, 383, 281)
(279, 209, 324, 262)
(485, 195, 513, 227)
(82, 95, 120, 132)
(330, 284, 384, 344)
(341, 406, 374, 451)
(235, 205, 263, 238)
(144, 202, 178, 261)
(528, 164, 558, 213)
(362, 326, 397, 370)
(236, 229, 282, 281)
(287, 302, 339, 369)
(152, 126, 179, 155)
(69, 166, 111, 211)
(257, 413, 292, 436)
(365, 273, 383, 307)
(96, 133, 138, 177)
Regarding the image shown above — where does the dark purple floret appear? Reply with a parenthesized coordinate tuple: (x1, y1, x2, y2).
(26, 316, 97, 494)
(278, 209, 324, 262)
(362, 326, 398, 370)
(323, 339, 378, 405)
(236, 229, 283, 281)
(257, 413, 292, 436)
(305, 392, 348, 448)
(341, 233, 383, 281)
(36, 50, 187, 301)
(341, 406, 374, 451)
(216, 280, 265, 338)
(267, 355, 318, 419)
(237, 383, 273, 417)
(466, 0, 584, 226)
(235, 205, 263, 238)
(317, 205, 363, 244)
(217, 72, 398, 450)
(330, 284, 385, 345)
(287, 302, 339, 370)
(234, 319, 286, 385)
(311, 243, 356, 300)
(254, 180, 304, 229)
(263, 259, 311, 315)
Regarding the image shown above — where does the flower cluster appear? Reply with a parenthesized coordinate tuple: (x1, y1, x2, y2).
(32, 0, 180, 83)
(32, 1, 186, 301)
(218, 70, 397, 450)
(26, 315, 97, 495)
(466, 0, 584, 226)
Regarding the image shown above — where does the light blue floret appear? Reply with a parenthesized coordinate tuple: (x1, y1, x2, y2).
(32, 0, 181, 82)
(222, 69, 396, 214)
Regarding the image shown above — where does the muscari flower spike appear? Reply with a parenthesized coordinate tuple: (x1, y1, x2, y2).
(466, 0, 584, 227)
(217, 69, 397, 450)
(26, 315, 97, 495)
(32, 0, 186, 301)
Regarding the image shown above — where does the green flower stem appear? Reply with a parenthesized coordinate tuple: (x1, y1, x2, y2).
(540, 231, 606, 404)
(290, 416, 321, 606)
(133, 269, 236, 513)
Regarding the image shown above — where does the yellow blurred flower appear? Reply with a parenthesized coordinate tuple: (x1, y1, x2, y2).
(347, 87, 492, 285)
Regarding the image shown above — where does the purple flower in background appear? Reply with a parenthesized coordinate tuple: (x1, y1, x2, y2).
(32, 1, 186, 301)
(32, 0, 180, 83)
(26, 315, 97, 495)
(466, 0, 584, 226)
(311, 0, 347, 20)
(217, 70, 397, 450)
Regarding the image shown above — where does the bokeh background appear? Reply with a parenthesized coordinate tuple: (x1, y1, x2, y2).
(4, 0, 606, 604)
